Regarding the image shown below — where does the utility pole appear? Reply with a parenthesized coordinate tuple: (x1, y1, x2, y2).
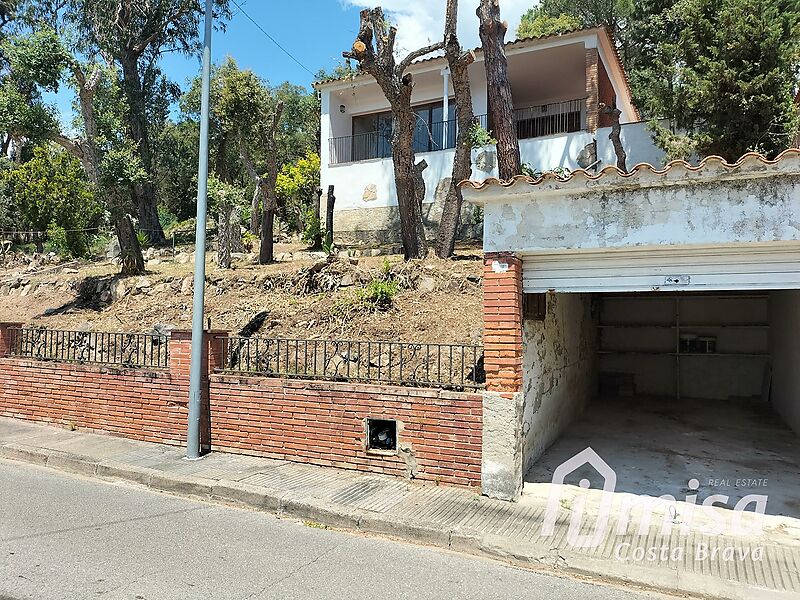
(187, 0, 213, 460)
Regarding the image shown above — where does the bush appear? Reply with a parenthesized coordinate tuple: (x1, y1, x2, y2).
(358, 279, 399, 310)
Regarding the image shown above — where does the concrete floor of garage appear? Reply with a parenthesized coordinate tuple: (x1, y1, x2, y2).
(523, 395, 800, 519)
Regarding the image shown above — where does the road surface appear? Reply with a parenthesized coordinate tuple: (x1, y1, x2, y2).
(0, 459, 682, 600)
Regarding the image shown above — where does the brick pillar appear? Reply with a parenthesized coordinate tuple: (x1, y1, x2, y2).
(483, 253, 523, 392)
(481, 254, 524, 501)
(0, 322, 23, 357)
(585, 47, 600, 134)
(168, 329, 229, 452)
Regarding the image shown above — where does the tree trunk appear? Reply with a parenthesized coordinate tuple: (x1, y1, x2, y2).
(249, 184, 261, 234)
(116, 214, 145, 276)
(437, 0, 476, 259)
(602, 104, 628, 172)
(120, 55, 165, 244)
(217, 205, 233, 269)
(259, 208, 275, 263)
(343, 8, 444, 260)
(230, 205, 245, 253)
(325, 185, 335, 245)
(392, 104, 429, 259)
(477, 0, 521, 180)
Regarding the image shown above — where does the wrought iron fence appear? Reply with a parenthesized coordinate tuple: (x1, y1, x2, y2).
(8, 327, 170, 369)
(221, 337, 485, 390)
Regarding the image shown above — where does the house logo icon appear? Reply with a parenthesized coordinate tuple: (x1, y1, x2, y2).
(542, 447, 617, 549)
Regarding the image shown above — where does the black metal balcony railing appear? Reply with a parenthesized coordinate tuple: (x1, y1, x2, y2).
(8, 327, 170, 369)
(220, 336, 485, 391)
(328, 98, 586, 165)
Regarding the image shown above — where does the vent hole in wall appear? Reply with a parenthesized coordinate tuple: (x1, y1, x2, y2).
(367, 418, 397, 452)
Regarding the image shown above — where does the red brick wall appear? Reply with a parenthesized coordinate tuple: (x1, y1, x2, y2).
(209, 376, 482, 488)
(597, 58, 617, 128)
(0, 358, 188, 445)
(585, 48, 600, 133)
(0, 323, 483, 489)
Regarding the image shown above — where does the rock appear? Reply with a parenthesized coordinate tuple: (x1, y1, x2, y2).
(418, 276, 436, 293)
(275, 252, 292, 262)
(476, 150, 497, 172)
(466, 274, 481, 284)
(135, 277, 153, 290)
(181, 276, 193, 295)
(63, 268, 79, 274)
(110, 279, 127, 301)
(362, 183, 378, 201)
(577, 141, 598, 170)
(369, 249, 382, 257)
(0, 285, 9, 296)
(106, 237, 121, 259)
(152, 283, 169, 294)
(340, 273, 355, 287)
(144, 247, 155, 260)
(20, 283, 34, 297)
(151, 323, 175, 336)
(100, 290, 112, 303)
(147, 259, 161, 267)
(175, 252, 191, 264)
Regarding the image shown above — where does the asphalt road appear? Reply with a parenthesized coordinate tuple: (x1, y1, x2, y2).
(0, 459, 679, 600)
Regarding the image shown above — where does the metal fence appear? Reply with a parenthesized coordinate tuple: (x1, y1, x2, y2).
(8, 327, 170, 369)
(221, 337, 485, 390)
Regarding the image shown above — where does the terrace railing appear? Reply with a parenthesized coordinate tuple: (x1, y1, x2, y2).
(220, 336, 485, 391)
(8, 327, 170, 369)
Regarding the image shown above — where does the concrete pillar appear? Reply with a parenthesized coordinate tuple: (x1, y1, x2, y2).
(481, 253, 525, 500)
(585, 47, 600, 134)
(0, 322, 23, 357)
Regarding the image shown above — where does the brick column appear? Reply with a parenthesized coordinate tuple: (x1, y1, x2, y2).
(483, 253, 523, 392)
(481, 253, 525, 501)
(168, 329, 228, 452)
(585, 47, 600, 134)
(0, 322, 23, 357)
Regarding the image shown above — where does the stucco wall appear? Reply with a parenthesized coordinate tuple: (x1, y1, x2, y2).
(522, 293, 598, 472)
(481, 172, 800, 254)
(769, 291, 800, 435)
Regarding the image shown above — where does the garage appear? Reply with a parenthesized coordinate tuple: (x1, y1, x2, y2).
(464, 150, 800, 504)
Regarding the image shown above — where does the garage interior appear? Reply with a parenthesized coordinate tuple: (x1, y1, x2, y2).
(521, 290, 800, 518)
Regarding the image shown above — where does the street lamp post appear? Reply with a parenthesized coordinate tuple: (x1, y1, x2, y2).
(186, 0, 213, 460)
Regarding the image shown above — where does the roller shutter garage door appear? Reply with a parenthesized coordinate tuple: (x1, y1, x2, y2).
(521, 244, 800, 293)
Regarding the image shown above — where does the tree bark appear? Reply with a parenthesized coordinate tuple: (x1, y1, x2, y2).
(344, 8, 444, 260)
(217, 205, 233, 269)
(325, 185, 335, 244)
(257, 102, 284, 265)
(601, 103, 628, 172)
(120, 55, 165, 244)
(116, 213, 145, 276)
(436, 0, 477, 259)
(477, 0, 521, 180)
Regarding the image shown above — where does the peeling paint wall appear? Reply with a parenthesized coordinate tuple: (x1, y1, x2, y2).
(522, 293, 598, 472)
(482, 175, 800, 254)
(769, 291, 800, 435)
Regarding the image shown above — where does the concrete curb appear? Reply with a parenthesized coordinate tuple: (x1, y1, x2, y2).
(1, 443, 796, 600)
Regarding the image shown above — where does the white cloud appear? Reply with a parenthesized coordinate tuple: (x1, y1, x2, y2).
(341, 0, 535, 58)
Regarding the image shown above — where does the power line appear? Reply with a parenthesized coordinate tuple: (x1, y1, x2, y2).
(230, 0, 317, 77)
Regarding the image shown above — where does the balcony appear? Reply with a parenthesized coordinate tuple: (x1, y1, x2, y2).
(328, 98, 586, 166)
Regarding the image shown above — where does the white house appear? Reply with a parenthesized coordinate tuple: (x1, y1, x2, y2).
(314, 26, 666, 246)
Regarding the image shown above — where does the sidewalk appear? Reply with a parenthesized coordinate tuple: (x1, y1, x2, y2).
(1, 416, 798, 600)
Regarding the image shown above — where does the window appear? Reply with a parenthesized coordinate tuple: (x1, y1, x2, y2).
(366, 418, 398, 452)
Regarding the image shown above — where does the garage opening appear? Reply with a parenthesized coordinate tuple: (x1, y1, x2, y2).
(521, 290, 800, 518)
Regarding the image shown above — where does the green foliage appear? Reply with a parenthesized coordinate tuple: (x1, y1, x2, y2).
(467, 123, 497, 148)
(517, 11, 583, 39)
(314, 59, 359, 83)
(522, 164, 572, 179)
(301, 209, 324, 248)
(358, 279, 399, 311)
(207, 175, 246, 212)
(518, 0, 633, 38)
(3, 27, 69, 92)
(322, 231, 335, 256)
(2, 146, 100, 256)
(136, 231, 150, 249)
(650, 0, 800, 160)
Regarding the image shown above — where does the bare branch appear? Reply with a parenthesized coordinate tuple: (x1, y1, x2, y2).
(398, 41, 445, 74)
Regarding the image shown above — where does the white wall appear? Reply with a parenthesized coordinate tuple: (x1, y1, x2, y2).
(522, 293, 598, 472)
(599, 295, 769, 401)
(769, 291, 800, 434)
